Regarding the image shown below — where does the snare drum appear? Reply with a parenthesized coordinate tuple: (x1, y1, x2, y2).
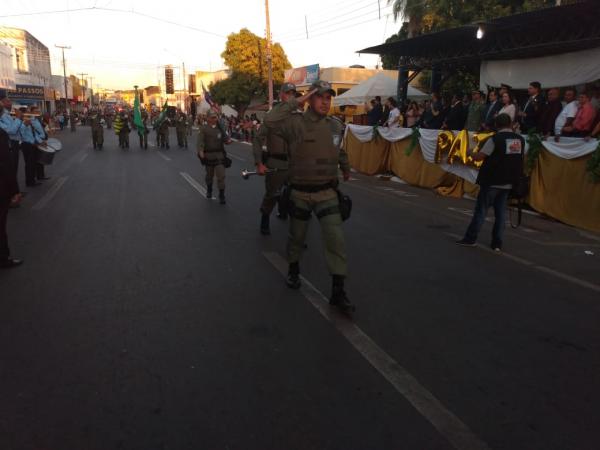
(37, 145, 55, 165)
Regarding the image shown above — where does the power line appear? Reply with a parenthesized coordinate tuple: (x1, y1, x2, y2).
(0, 6, 227, 39)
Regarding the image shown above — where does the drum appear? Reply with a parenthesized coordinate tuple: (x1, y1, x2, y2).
(46, 138, 62, 152)
(37, 145, 55, 165)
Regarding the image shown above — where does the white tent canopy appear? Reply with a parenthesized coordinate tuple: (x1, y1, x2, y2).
(197, 99, 238, 117)
(333, 72, 428, 107)
(480, 47, 600, 90)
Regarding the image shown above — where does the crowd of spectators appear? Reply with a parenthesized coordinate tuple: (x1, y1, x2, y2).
(361, 82, 600, 139)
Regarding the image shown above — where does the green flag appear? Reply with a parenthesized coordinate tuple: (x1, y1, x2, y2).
(153, 101, 168, 129)
(133, 91, 144, 134)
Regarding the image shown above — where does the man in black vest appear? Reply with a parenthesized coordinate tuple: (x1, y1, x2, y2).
(456, 113, 524, 251)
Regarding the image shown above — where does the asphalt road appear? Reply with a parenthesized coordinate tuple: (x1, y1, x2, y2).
(1, 125, 599, 450)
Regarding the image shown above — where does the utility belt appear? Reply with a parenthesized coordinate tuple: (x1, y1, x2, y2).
(205, 148, 225, 154)
(291, 182, 337, 193)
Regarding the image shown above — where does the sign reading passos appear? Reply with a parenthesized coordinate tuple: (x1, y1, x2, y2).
(284, 64, 320, 86)
(8, 84, 45, 100)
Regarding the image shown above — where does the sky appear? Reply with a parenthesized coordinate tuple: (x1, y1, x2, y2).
(0, 0, 402, 90)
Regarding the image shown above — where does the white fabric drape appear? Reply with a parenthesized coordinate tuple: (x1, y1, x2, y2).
(480, 47, 600, 90)
(540, 137, 598, 160)
(345, 124, 374, 143)
(376, 127, 413, 142)
(346, 124, 598, 185)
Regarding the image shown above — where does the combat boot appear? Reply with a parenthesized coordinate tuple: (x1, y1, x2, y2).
(286, 262, 301, 289)
(260, 213, 270, 235)
(330, 275, 355, 314)
(206, 185, 213, 199)
(219, 189, 226, 205)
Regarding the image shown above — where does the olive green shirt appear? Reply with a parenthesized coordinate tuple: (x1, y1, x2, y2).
(263, 98, 349, 176)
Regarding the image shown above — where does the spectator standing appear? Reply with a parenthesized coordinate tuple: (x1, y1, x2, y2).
(443, 93, 466, 130)
(0, 103, 22, 268)
(554, 88, 578, 138)
(456, 113, 524, 252)
(365, 99, 381, 126)
(384, 97, 401, 128)
(482, 90, 502, 130)
(420, 92, 444, 129)
(499, 92, 516, 123)
(564, 92, 597, 137)
(519, 81, 545, 133)
(405, 101, 421, 127)
(465, 90, 485, 131)
(538, 88, 563, 137)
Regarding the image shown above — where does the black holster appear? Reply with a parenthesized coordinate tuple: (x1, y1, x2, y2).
(279, 185, 293, 218)
(337, 189, 352, 222)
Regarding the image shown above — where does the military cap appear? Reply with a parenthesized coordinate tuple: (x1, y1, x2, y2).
(280, 82, 297, 93)
(310, 80, 336, 96)
(206, 110, 218, 118)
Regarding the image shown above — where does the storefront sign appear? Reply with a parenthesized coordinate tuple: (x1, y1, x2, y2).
(8, 84, 45, 100)
(284, 64, 320, 86)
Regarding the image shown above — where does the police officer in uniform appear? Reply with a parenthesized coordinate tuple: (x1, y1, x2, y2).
(264, 80, 354, 314)
(90, 109, 104, 150)
(197, 110, 230, 204)
(175, 111, 188, 148)
(158, 116, 170, 149)
(456, 113, 525, 251)
(252, 83, 298, 235)
(138, 110, 149, 149)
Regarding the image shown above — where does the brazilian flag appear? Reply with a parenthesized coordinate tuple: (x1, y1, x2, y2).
(133, 91, 145, 134)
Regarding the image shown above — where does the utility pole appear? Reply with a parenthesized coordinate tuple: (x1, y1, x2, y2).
(88, 76, 95, 105)
(78, 72, 88, 104)
(182, 62, 187, 113)
(55, 45, 71, 114)
(264, 0, 274, 109)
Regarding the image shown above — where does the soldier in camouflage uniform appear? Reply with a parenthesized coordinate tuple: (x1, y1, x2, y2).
(196, 110, 230, 204)
(252, 83, 300, 235)
(175, 111, 189, 148)
(264, 80, 354, 314)
(89, 109, 104, 150)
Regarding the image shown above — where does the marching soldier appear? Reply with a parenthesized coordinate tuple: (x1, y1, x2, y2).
(138, 110, 149, 149)
(175, 111, 188, 148)
(158, 116, 170, 149)
(90, 109, 104, 150)
(252, 83, 298, 235)
(69, 110, 77, 132)
(196, 110, 230, 204)
(264, 80, 355, 314)
(115, 112, 131, 149)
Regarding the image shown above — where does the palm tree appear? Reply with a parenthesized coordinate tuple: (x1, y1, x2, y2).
(388, 0, 426, 37)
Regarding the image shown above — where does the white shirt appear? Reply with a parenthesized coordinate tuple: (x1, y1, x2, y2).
(498, 104, 516, 121)
(386, 107, 401, 128)
(554, 100, 578, 135)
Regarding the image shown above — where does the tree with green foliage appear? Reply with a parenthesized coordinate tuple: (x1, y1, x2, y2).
(388, 0, 561, 36)
(211, 28, 292, 116)
(220, 28, 291, 84)
(210, 72, 264, 118)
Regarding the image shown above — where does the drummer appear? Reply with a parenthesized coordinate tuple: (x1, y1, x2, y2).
(17, 107, 39, 187)
(30, 106, 50, 182)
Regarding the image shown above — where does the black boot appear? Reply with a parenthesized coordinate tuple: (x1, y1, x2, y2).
(330, 275, 355, 314)
(260, 213, 270, 235)
(286, 262, 301, 289)
(219, 189, 226, 205)
(206, 185, 213, 199)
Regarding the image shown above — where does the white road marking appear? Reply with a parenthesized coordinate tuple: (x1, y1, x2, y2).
(180, 172, 207, 196)
(157, 151, 171, 161)
(263, 251, 493, 450)
(445, 232, 600, 294)
(392, 190, 419, 198)
(78, 153, 88, 163)
(32, 177, 68, 211)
